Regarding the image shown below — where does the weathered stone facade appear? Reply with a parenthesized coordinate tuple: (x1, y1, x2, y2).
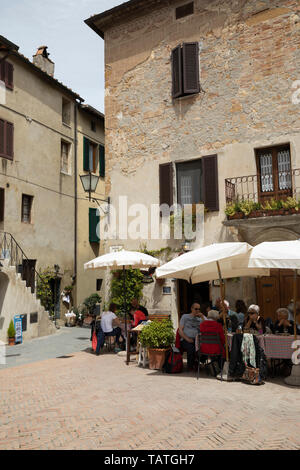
(88, 0, 300, 325)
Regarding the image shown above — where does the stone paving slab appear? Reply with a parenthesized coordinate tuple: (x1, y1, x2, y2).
(0, 349, 300, 450)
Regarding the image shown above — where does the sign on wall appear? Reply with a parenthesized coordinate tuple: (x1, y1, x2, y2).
(14, 315, 22, 344)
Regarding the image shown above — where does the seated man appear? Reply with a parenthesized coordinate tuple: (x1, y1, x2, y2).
(178, 303, 206, 371)
(199, 310, 226, 367)
(273, 308, 294, 335)
(130, 307, 147, 328)
(131, 298, 149, 320)
(101, 302, 124, 353)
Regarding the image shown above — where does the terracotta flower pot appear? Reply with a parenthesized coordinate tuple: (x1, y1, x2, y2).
(148, 348, 169, 370)
(8, 337, 15, 346)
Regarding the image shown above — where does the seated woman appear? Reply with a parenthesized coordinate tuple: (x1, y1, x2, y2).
(235, 299, 247, 327)
(242, 304, 266, 334)
(272, 308, 294, 335)
(101, 302, 125, 352)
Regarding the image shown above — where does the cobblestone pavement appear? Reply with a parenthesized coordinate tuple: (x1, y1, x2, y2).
(0, 327, 91, 370)
(0, 347, 300, 450)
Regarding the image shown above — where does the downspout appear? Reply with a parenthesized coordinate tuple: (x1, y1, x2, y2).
(73, 100, 78, 305)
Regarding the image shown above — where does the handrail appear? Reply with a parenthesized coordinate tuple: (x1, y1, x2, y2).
(0, 231, 44, 292)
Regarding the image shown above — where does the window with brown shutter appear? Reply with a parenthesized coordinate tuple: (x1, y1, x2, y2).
(159, 163, 173, 208)
(0, 118, 14, 160)
(202, 155, 219, 211)
(22, 195, 33, 223)
(0, 188, 4, 222)
(171, 43, 200, 99)
(0, 60, 14, 90)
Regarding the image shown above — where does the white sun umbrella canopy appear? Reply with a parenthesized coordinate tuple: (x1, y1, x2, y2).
(84, 250, 162, 271)
(156, 242, 270, 283)
(248, 240, 300, 270)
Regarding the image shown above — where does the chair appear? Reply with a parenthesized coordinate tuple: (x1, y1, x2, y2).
(196, 332, 224, 380)
(104, 332, 116, 352)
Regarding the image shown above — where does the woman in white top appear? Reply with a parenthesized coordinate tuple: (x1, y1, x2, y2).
(101, 303, 124, 352)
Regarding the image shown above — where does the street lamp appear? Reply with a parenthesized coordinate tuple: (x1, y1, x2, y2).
(80, 172, 100, 201)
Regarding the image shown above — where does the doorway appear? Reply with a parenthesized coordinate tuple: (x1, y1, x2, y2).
(177, 279, 210, 321)
(256, 269, 300, 322)
(22, 259, 36, 293)
(49, 277, 61, 319)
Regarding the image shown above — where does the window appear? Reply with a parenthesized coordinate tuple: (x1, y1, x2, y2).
(159, 155, 219, 212)
(83, 137, 99, 173)
(21, 194, 33, 223)
(0, 188, 4, 222)
(177, 159, 202, 205)
(176, 2, 194, 20)
(61, 140, 71, 174)
(0, 60, 14, 90)
(96, 279, 103, 291)
(62, 97, 71, 125)
(171, 42, 200, 99)
(0, 118, 14, 160)
(255, 144, 292, 203)
(91, 120, 96, 132)
(30, 312, 38, 324)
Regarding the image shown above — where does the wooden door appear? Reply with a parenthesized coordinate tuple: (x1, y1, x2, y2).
(256, 270, 281, 322)
(256, 269, 300, 321)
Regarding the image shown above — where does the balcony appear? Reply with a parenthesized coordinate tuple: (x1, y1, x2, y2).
(225, 168, 300, 220)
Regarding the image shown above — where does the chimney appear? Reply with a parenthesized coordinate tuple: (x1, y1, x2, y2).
(33, 46, 54, 76)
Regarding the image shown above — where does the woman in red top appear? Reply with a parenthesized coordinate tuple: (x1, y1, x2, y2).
(199, 310, 225, 358)
(130, 308, 147, 328)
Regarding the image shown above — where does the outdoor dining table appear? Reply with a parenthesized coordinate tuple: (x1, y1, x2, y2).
(227, 333, 300, 359)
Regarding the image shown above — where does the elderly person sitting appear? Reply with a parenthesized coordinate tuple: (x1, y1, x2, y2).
(243, 304, 266, 334)
(273, 308, 294, 335)
(199, 310, 225, 363)
(179, 303, 207, 371)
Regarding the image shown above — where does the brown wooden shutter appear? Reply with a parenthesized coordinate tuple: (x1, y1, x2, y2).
(182, 42, 200, 94)
(0, 61, 5, 83)
(171, 45, 183, 99)
(0, 119, 5, 157)
(0, 188, 4, 222)
(159, 163, 173, 207)
(202, 155, 219, 211)
(5, 122, 14, 159)
(5, 62, 14, 90)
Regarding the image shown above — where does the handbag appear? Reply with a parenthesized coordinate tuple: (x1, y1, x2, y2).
(92, 331, 97, 352)
(241, 364, 262, 385)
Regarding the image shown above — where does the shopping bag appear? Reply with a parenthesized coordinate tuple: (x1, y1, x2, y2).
(92, 331, 97, 352)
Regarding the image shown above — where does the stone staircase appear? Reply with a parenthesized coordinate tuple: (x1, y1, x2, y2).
(0, 236, 56, 343)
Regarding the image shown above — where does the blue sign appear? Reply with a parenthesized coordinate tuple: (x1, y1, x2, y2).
(14, 315, 22, 344)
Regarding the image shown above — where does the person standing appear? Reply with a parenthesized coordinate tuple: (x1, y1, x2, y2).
(178, 303, 207, 371)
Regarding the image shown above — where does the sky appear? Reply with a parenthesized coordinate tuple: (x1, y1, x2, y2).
(0, 0, 127, 113)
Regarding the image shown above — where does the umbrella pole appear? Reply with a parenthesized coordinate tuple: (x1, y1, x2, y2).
(217, 261, 229, 362)
(123, 266, 127, 337)
(284, 269, 300, 386)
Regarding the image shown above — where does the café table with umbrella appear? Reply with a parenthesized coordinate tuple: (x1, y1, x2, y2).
(249, 240, 300, 386)
(156, 242, 270, 379)
(84, 249, 161, 337)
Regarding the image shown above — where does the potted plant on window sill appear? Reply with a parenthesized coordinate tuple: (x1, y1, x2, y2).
(7, 320, 16, 346)
(139, 319, 174, 370)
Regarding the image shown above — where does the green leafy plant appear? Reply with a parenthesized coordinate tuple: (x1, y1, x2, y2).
(110, 268, 144, 314)
(7, 320, 16, 338)
(239, 200, 256, 216)
(282, 197, 298, 209)
(82, 293, 101, 315)
(36, 267, 55, 314)
(225, 202, 239, 217)
(139, 319, 174, 349)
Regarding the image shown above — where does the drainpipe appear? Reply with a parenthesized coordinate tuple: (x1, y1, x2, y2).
(74, 101, 78, 305)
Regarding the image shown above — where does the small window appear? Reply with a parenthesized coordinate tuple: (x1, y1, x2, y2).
(0, 188, 4, 222)
(62, 97, 71, 125)
(0, 118, 14, 160)
(177, 159, 202, 205)
(91, 121, 96, 132)
(0, 60, 14, 90)
(171, 42, 200, 99)
(96, 279, 103, 291)
(176, 2, 194, 20)
(21, 194, 33, 223)
(83, 137, 98, 173)
(30, 312, 38, 324)
(61, 140, 71, 174)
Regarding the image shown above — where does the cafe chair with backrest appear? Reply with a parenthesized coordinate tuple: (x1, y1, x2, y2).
(197, 332, 224, 380)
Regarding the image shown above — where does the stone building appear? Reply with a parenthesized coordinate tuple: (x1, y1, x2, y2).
(86, 0, 300, 327)
(0, 35, 105, 342)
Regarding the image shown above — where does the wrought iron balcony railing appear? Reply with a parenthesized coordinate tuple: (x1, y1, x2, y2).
(225, 168, 300, 205)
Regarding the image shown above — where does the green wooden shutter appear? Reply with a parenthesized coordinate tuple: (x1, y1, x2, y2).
(83, 137, 90, 171)
(99, 144, 105, 177)
(89, 208, 100, 243)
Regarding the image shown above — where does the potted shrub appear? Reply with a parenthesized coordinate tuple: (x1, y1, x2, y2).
(7, 320, 16, 346)
(139, 319, 174, 370)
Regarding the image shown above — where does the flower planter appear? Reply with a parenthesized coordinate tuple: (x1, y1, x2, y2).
(148, 348, 169, 370)
(290, 208, 299, 214)
(8, 337, 15, 346)
(228, 212, 244, 220)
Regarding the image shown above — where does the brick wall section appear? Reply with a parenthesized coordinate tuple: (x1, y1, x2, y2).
(103, 0, 300, 195)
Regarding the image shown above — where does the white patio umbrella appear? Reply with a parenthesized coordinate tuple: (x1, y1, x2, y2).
(84, 250, 162, 334)
(248, 240, 300, 386)
(156, 242, 270, 365)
